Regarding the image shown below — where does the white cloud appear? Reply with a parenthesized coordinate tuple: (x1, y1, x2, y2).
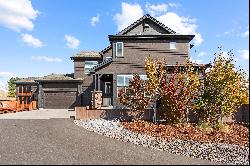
(217, 26, 249, 38)
(90, 14, 100, 27)
(0, 81, 8, 92)
(0, 71, 15, 78)
(113, 2, 144, 31)
(114, 2, 202, 45)
(241, 29, 249, 37)
(197, 51, 207, 57)
(157, 12, 203, 46)
(168, 3, 180, 8)
(145, 2, 180, 16)
(21, 33, 43, 47)
(64, 35, 80, 49)
(145, 2, 167, 16)
(238, 50, 249, 60)
(31, 56, 62, 62)
(0, 0, 39, 32)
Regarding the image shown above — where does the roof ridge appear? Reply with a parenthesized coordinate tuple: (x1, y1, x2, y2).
(116, 14, 176, 35)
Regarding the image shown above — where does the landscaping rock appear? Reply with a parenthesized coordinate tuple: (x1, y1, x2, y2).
(74, 119, 249, 165)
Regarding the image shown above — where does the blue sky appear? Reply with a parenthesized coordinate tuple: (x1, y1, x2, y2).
(0, 0, 249, 90)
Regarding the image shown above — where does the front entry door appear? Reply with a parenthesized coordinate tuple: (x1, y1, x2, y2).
(103, 82, 112, 106)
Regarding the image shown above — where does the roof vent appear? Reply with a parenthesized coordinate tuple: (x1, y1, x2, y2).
(144, 23, 150, 28)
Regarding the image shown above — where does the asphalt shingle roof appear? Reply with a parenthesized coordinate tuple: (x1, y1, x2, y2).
(72, 51, 101, 58)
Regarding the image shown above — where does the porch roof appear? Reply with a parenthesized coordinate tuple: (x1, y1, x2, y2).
(89, 58, 113, 73)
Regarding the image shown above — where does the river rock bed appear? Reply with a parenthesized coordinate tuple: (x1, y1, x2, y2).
(74, 119, 249, 165)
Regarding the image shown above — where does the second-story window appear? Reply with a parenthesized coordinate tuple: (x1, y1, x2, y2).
(84, 61, 98, 74)
(170, 42, 176, 49)
(116, 42, 123, 57)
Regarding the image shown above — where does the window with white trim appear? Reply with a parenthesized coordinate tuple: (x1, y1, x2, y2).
(117, 75, 133, 97)
(170, 42, 176, 49)
(117, 75, 133, 86)
(117, 74, 149, 97)
(84, 61, 98, 74)
(116, 42, 123, 57)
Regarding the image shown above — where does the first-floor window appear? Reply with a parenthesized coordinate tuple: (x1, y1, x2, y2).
(117, 75, 132, 97)
(117, 75, 133, 86)
(84, 61, 98, 74)
(117, 74, 148, 97)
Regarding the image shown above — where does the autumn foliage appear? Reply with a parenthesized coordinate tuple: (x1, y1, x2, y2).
(194, 48, 249, 124)
(159, 59, 203, 123)
(118, 74, 150, 119)
(118, 48, 249, 125)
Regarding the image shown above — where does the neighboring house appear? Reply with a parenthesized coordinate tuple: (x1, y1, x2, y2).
(15, 14, 205, 109)
(71, 14, 203, 108)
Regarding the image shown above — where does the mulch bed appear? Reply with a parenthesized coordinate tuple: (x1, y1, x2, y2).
(121, 120, 249, 147)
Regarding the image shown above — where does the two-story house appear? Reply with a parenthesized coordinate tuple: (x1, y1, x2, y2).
(70, 14, 199, 109)
(16, 14, 205, 110)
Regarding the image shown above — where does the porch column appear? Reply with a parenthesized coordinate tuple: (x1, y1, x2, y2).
(98, 74, 101, 91)
(94, 74, 96, 91)
(113, 73, 117, 107)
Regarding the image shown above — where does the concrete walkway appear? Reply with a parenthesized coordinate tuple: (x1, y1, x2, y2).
(0, 109, 75, 119)
(0, 119, 222, 165)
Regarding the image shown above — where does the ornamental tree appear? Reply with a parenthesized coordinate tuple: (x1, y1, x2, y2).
(145, 56, 167, 122)
(195, 47, 249, 124)
(159, 59, 203, 123)
(118, 74, 150, 119)
(145, 56, 203, 123)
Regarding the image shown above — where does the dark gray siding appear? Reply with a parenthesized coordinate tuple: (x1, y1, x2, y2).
(96, 39, 189, 74)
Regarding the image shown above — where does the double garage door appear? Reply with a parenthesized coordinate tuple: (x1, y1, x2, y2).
(44, 92, 77, 109)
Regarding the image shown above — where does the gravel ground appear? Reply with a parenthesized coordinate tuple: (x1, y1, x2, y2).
(0, 119, 220, 165)
(75, 119, 249, 165)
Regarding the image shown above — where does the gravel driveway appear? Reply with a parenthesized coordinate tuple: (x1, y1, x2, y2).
(0, 119, 221, 165)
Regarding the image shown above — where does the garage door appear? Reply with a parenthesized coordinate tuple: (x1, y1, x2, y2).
(44, 92, 77, 109)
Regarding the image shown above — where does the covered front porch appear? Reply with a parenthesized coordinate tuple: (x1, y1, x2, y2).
(92, 73, 114, 108)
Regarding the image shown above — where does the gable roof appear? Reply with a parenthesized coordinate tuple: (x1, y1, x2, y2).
(117, 14, 176, 35)
(99, 14, 177, 56)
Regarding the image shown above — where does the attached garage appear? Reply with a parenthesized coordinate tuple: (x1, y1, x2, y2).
(44, 91, 77, 109)
(36, 74, 83, 109)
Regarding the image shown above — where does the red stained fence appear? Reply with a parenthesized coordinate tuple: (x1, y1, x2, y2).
(75, 107, 153, 121)
(75, 104, 249, 123)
